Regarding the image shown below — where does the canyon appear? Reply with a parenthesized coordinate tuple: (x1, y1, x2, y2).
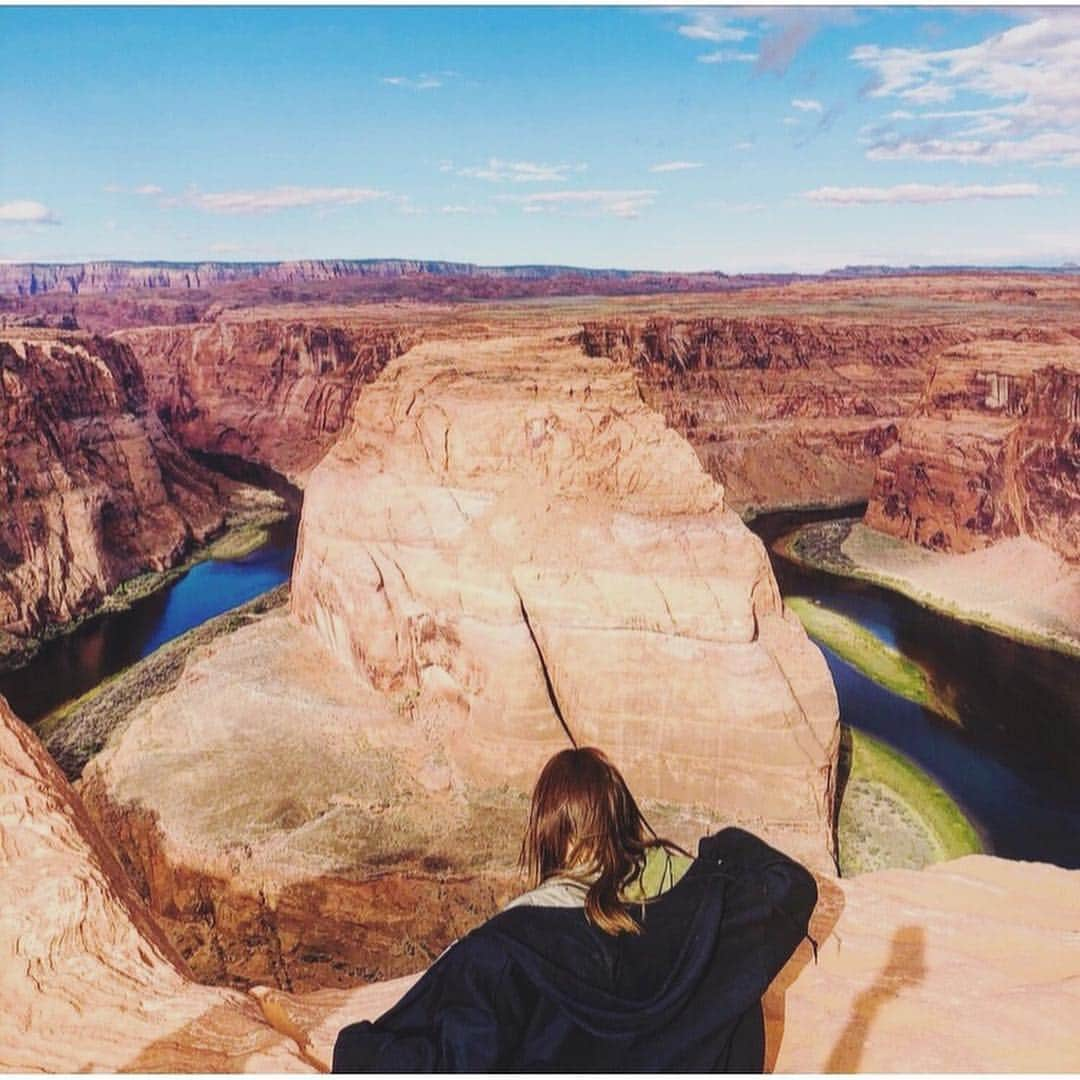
(118, 312, 421, 483)
(77, 325, 840, 990)
(0, 331, 225, 663)
(4, 691, 1079, 1072)
(2, 271, 1080, 1070)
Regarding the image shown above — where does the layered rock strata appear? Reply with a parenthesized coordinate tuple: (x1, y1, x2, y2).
(866, 337, 1080, 560)
(579, 317, 968, 513)
(9, 684, 1080, 1072)
(80, 330, 840, 990)
(0, 331, 225, 655)
(119, 314, 420, 483)
(0, 694, 308, 1072)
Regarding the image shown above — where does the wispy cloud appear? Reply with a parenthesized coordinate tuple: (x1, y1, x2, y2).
(133, 184, 164, 196)
(0, 200, 60, 225)
(699, 49, 757, 64)
(852, 10, 1080, 167)
(159, 186, 392, 215)
(381, 71, 456, 91)
(497, 189, 656, 219)
(439, 204, 494, 216)
(791, 98, 824, 113)
(803, 182, 1056, 206)
(671, 8, 853, 74)
(649, 161, 703, 173)
(677, 13, 749, 44)
(444, 158, 587, 183)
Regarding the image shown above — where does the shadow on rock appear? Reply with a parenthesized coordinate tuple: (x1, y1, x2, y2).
(764, 873, 846, 1072)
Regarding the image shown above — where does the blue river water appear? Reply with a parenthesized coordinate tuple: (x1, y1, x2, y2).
(751, 508, 1080, 869)
(4, 503, 1078, 868)
(0, 516, 296, 725)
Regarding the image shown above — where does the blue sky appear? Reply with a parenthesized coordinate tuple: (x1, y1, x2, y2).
(2, 5, 1078, 272)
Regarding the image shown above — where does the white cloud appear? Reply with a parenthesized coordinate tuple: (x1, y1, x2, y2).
(0, 200, 60, 225)
(734, 140, 756, 152)
(162, 186, 392, 215)
(497, 189, 657, 219)
(382, 74, 444, 91)
(698, 49, 757, 64)
(450, 158, 586, 183)
(648, 161, 703, 173)
(792, 98, 825, 113)
(802, 182, 1055, 205)
(852, 11, 1080, 167)
(133, 184, 163, 196)
(677, 14, 749, 44)
(439, 204, 495, 216)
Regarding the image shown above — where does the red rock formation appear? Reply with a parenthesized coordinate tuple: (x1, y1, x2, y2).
(79, 326, 839, 990)
(119, 314, 421, 483)
(0, 693, 309, 1071)
(579, 317, 968, 513)
(866, 337, 1080, 560)
(0, 331, 225, 654)
(5, 685, 1079, 1072)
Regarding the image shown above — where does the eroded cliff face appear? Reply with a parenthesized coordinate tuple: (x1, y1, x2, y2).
(8, 686, 1080, 1072)
(579, 317, 969, 513)
(0, 694, 309, 1071)
(866, 337, 1080, 560)
(78, 328, 840, 990)
(119, 314, 420, 483)
(0, 331, 225, 655)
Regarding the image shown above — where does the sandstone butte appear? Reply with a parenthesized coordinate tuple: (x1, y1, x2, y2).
(0, 331, 225, 654)
(5, 692, 1080, 1072)
(77, 328, 840, 991)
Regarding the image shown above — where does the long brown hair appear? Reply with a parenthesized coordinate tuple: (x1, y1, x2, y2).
(519, 747, 679, 936)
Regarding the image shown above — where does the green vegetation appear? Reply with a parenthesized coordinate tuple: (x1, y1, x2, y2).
(786, 595, 957, 722)
(839, 729, 982, 875)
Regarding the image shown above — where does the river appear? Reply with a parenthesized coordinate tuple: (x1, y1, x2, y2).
(751, 506, 1080, 870)
(5, 504, 1077, 868)
(0, 515, 297, 725)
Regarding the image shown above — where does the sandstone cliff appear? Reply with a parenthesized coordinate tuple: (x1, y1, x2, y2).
(579, 317, 968, 513)
(119, 314, 420, 483)
(78, 327, 840, 990)
(0, 694, 309, 1071)
(8, 687, 1080, 1072)
(866, 337, 1080, 560)
(0, 331, 225, 657)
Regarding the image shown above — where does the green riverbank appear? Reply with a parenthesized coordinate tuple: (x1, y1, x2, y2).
(785, 596, 958, 723)
(783, 596, 981, 874)
(838, 729, 982, 875)
(0, 487, 288, 673)
(776, 519, 1080, 660)
(40, 584, 290, 779)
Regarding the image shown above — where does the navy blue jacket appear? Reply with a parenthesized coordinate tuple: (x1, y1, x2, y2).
(333, 827, 817, 1072)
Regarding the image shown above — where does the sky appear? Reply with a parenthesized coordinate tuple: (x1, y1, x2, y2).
(2, 4, 1079, 273)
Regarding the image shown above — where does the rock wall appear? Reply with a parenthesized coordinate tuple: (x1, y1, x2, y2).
(79, 327, 839, 990)
(866, 337, 1080, 560)
(0, 331, 225, 652)
(579, 317, 967, 513)
(0, 694, 308, 1071)
(7, 685, 1080, 1072)
(119, 314, 420, 483)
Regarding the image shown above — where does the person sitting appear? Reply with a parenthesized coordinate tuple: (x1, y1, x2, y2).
(333, 746, 817, 1073)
